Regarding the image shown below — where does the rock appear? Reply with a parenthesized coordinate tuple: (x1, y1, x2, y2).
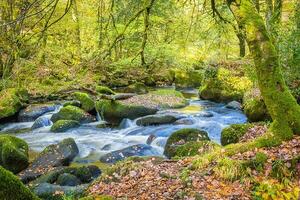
(0, 88, 29, 120)
(96, 100, 157, 125)
(164, 128, 210, 158)
(221, 123, 252, 146)
(0, 135, 29, 174)
(99, 144, 159, 164)
(50, 120, 80, 132)
(18, 103, 57, 122)
(19, 138, 79, 183)
(124, 83, 148, 94)
(74, 166, 93, 183)
(31, 116, 52, 130)
(174, 118, 195, 125)
(73, 92, 95, 112)
(32, 183, 88, 200)
(226, 101, 242, 110)
(63, 100, 81, 108)
(146, 134, 157, 145)
(56, 173, 81, 186)
(173, 141, 220, 157)
(96, 86, 115, 95)
(136, 114, 178, 126)
(0, 166, 39, 200)
(87, 165, 102, 179)
(51, 105, 95, 124)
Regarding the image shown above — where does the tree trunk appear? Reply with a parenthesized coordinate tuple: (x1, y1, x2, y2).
(72, 0, 82, 58)
(228, 0, 300, 139)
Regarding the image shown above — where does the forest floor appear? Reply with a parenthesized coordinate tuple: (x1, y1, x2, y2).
(87, 135, 300, 200)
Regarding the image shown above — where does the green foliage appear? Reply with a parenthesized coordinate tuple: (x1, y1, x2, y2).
(221, 123, 252, 146)
(0, 166, 39, 200)
(73, 92, 95, 112)
(174, 141, 220, 157)
(213, 157, 247, 181)
(96, 86, 115, 95)
(50, 120, 80, 133)
(0, 134, 29, 174)
(271, 160, 293, 181)
(151, 89, 184, 98)
(245, 152, 268, 172)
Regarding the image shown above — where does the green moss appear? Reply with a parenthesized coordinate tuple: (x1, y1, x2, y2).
(125, 82, 148, 94)
(95, 100, 157, 125)
(221, 123, 252, 146)
(73, 92, 95, 112)
(74, 166, 92, 183)
(96, 86, 115, 95)
(213, 157, 247, 181)
(171, 68, 203, 88)
(0, 134, 29, 173)
(51, 105, 94, 123)
(151, 89, 184, 98)
(245, 152, 268, 172)
(174, 141, 220, 157)
(164, 128, 210, 158)
(50, 120, 80, 133)
(0, 166, 39, 200)
(0, 88, 29, 119)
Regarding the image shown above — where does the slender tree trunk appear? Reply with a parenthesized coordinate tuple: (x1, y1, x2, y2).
(72, 0, 81, 58)
(98, 0, 105, 49)
(228, 0, 300, 139)
(265, 0, 273, 32)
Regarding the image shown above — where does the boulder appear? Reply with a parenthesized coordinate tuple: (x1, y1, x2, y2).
(50, 120, 80, 133)
(0, 135, 29, 174)
(99, 144, 159, 164)
(221, 123, 252, 146)
(0, 88, 29, 120)
(136, 114, 178, 126)
(73, 92, 95, 112)
(63, 100, 81, 108)
(18, 104, 57, 122)
(226, 101, 242, 110)
(19, 138, 79, 183)
(31, 116, 52, 130)
(164, 128, 210, 158)
(96, 100, 157, 125)
(0, 166, 39, 200)
(174, 118, 195, 125)
(124, 83, 148, 94)
(51, 105, 95, 124)
(146, 134, 157, 145)
(96, 86, 115, 95)
(56, 173, 81, 186)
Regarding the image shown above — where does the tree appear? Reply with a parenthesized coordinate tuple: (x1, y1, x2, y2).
(227, 0, 300, 140)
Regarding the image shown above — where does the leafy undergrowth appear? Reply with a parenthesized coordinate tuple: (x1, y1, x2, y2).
(87, 135, 300, 200)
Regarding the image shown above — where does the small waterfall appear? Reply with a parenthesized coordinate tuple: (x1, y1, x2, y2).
(96, 112, 102, 121)
(119, 118, 134, 129)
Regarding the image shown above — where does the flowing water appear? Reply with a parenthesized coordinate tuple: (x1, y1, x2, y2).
(0, 91, 247, 163)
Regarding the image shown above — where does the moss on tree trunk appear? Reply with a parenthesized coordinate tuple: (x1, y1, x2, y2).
(228, 0, 300, 140)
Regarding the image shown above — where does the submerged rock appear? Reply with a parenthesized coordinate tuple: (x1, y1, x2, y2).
(146, 134, 157, 145)
(164, 128, 210, 158)
(19, 138, 79, 183)
(31, 116, 52, 130)
(18, 103, 57, 122)
(226, 101, 242, 110)
(50, 120, 80, 132)
(174, 118, 196, 125)
(99, 144, 159, 164)
(136, 114, 178, 126)
(0, 135, 29, 174)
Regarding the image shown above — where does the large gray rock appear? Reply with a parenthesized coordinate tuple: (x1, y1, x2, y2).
(99, 144, 160, 164)
(56, 173, 81, 186)
(31, 116, 52, 130)
(136, 114, 178, 126)
(18, 104, 57, 122)
(19, 138, 79, 183)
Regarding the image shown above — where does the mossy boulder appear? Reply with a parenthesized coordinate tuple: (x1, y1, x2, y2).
(136, 114, 178, 126)
(164, 128, 210, 158)
(73, 92, 95, 112)
(0, 135, 29, 173)
(174, 141, 220, 157)
(63, 100, 81, 108)
(51, 105, 95, 124)
(0, 88, 29, 120)
(50, 120, 80, 133)
(124, 82, 148, 94)
(199, 67, 252, 102)
(56, 173, 81, 186)
(243, 88, 271, 122)
(0, 166, 39, 200)
(96, 86, 115, 95)
(170, 68, 203, 88)
(221, 123, 252, 146)
(96, 100, 157, 125)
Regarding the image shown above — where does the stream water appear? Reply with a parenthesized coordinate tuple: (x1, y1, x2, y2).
(0, 90, 247, 163)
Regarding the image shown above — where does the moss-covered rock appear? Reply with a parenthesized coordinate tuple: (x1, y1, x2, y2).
(221, 123, 252, 146)
(73, 92, 95, 112)
(0, 134, 29, 173)
(96, 100, 157, 125)
(0, 88, 29, 120)
(0, 166, 39, 200)
(199, 67, 252, 102)
(243, 88, 271, 122)
(174, 141, 220, 157)
(164, 128, 210, 158)
(170, 68, 203, 88)
(124, 82, 148, 94)
(63, 100, 81, 108)
(50, 120, 80, 133)
(51, 105, 95, 124)
(56, 173, 81, 186)
(96, 86, 115, 95)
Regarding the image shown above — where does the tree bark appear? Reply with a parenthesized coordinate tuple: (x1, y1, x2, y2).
(228, 0, 300, 139)
(72, 0, 82, 58)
